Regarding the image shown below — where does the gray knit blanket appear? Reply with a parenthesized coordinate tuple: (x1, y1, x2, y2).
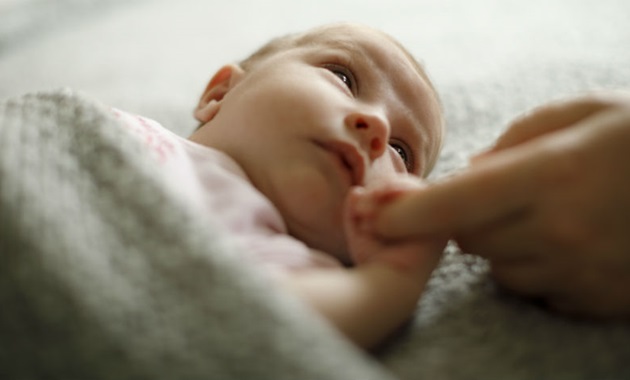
(1, 89, 629, 379)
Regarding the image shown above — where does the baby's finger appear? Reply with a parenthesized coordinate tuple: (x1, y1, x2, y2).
(351, 176, 424, 219)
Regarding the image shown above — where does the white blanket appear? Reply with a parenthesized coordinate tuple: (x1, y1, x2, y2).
(0, 89, 393, 379)
(2, 89, 629, 379)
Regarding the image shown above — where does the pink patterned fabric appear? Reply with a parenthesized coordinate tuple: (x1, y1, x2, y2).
(114, 109, 341, 272)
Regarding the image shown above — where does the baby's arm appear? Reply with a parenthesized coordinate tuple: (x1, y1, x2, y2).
(280, 180, 446, 350)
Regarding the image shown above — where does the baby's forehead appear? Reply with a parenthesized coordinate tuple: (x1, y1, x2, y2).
(297, 25, 400, 59)
(297, 25, 432, 87)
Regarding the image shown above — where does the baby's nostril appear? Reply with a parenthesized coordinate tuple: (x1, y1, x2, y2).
(356, 119, 368, 129)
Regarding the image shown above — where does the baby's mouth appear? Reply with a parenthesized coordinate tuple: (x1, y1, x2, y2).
(315, 140, 365, 187)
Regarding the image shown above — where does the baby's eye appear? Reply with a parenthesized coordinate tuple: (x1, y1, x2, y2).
(324, 64, 356, 93)
(389, 141, 414, 172)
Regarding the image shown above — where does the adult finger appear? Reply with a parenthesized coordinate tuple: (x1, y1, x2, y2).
(374, 142, 550, 239)
(459, 215, 558, 297)
(455, 210, 541, 262)
(490, 258, 554, 297)
(546, 282, 630, 319)
(375, 97, 618, 241)
(490, 93, 628, 153)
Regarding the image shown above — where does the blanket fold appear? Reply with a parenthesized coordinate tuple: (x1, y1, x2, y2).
(0, 89, 391, 380)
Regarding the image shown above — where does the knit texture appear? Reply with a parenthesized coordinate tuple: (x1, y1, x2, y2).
(0, 89, 392, 380)
(2, 88, 630, 380)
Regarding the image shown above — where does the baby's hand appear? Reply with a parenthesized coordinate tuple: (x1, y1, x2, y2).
(344, 177, 446, 275)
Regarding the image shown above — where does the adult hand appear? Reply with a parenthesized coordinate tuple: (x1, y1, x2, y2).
(368, 92, 630, 318)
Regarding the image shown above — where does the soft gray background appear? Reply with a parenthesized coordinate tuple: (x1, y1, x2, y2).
(2, 1, 630, 379)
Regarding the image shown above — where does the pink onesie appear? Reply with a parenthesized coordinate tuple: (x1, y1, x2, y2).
(113, 109, 342, 273)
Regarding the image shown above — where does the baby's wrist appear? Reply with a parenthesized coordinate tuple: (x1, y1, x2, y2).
(353, 249, 441, 276)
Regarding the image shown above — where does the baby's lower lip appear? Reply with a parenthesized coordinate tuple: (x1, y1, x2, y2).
(317, 141, 364, 186)
(314, 141, 354, 186)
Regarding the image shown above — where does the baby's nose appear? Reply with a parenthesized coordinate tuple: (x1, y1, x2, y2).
(344, 111, 389, 162)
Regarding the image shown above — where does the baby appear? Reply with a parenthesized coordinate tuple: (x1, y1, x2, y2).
(118, 22, 445, 350)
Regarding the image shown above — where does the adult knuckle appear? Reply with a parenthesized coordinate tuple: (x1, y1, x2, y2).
(586, 91, 630, 109)
(569, 92, 624, 111)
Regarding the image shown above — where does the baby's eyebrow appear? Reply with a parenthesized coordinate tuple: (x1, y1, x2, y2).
(305, 36, 372, 64)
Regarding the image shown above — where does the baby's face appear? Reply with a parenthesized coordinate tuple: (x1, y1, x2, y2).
(196, 25, 442, 263)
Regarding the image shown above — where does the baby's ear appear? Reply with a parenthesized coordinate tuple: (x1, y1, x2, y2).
(194, 64, 245, 122)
